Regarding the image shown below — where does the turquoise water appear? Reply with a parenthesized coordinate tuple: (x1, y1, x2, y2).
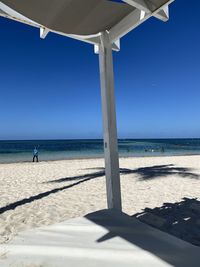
(0, 139, 200, 163)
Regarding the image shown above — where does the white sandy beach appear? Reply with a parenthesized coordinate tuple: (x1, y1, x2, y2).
(0, 155, 200, 244)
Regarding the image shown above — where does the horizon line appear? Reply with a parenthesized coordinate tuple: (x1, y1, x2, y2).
(0, 137, 200, 142)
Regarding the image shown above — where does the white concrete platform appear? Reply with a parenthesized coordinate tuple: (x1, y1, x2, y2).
(0, 209, 199, 267)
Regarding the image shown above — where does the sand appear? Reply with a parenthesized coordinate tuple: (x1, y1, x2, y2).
(0, 155, 200, 244)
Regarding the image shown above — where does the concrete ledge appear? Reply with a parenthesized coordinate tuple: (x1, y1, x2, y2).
(0, 209, 199, 267)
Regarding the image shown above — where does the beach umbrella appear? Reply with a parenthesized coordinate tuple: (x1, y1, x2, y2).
(0, 0, 174, 211)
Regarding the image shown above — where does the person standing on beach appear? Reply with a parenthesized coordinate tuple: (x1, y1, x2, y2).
(33, 147, 39, 162)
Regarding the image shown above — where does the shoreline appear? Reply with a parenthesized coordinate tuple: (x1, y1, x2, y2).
(1, 152, 200, 165)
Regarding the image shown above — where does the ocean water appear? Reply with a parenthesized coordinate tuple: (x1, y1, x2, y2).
(0, 139, 200, 163)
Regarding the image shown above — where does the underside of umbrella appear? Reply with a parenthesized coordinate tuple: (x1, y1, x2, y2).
(0, 0, 173, 47)
(0, 0, 135, 35)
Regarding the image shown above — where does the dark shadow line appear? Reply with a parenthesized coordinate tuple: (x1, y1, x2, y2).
(132, 197, 200, 247)
(0, 176, 94, 215)
(45, 171, 105, 184)
(46, 164, 199, 184)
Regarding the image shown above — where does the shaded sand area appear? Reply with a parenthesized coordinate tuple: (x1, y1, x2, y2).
(0, 155, 200, 244)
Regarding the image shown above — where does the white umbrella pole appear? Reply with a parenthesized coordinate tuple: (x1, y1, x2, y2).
(98, 31, 122, 211)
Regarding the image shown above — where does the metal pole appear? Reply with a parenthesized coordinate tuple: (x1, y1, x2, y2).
(98, 31, 122, 211)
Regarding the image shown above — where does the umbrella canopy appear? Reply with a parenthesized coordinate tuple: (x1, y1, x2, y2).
(0, 0, 135, 35)
(0, 1, 136, 36)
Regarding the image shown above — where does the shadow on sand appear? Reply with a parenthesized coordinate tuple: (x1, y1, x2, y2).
(133, 197, 200, 246)
(85, 198, 200, 267)
(0, 165, 199, 215)
(47, 164, 199, 184)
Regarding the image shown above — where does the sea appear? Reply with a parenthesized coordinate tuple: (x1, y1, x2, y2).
(0, 139, 200, 164)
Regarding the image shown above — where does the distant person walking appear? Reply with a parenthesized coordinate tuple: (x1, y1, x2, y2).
(33, 147, 39, 162)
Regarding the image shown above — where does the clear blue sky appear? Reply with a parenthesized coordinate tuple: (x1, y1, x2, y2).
(0, 0, 199, 140)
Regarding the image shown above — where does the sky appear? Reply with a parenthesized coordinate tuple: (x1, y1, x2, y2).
(0, 0, 200, 140)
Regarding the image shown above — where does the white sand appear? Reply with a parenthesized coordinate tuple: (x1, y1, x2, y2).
(0, 155, 200, 243)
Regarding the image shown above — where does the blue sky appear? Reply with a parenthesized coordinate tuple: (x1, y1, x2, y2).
(0, 0, 200, 140)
